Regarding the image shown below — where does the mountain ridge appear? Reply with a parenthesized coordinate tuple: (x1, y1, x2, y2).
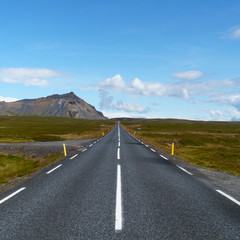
(0, 92, 107, 120)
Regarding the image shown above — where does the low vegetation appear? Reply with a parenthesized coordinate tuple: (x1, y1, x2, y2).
(0, 153, 61, 185)
(0, 116, 115, 142)
(122, 119, 240, 176)
(0, 116, 115, 192)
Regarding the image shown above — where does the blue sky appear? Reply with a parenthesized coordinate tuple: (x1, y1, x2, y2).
(0, 0, 240, 120)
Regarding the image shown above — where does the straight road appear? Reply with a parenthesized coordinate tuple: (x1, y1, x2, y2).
(0, 123, 240, 239)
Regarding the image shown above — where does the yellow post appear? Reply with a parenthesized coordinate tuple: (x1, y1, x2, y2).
(102, 132, 105, 136)
(63, 143, 67, 157)
(171, 143, 174, 155)
(134, 131, 136, 136)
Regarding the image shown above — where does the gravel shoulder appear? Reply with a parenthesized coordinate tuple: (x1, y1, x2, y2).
(0, 139, 93, 158)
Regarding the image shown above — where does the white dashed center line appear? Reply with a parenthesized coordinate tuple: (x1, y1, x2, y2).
(115, 164, 123, 231)
(160, 155, 168, 160)
(117, 148, 120, 160)
(82, 149, 87, 152)
(176, 165, 193, 175)
(0, 187, 26, 205)
(70, 154, 78, 160)
(46, 164, 62, 174)
(150, 148, 156, 152)
(216, 190, 240, 206)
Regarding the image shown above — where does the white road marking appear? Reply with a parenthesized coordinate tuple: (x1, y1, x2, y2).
(216, 190, 240, 206)
(94, 141, 96, 144)
(150, 148, 156, 152)
(141, 142, 144, 144)
(115, 164, 123, 231)
(176, 165, 193, 175)
(117, 148, 120, 160)
(46, 164, 62, 174)
(145, 145, 148, 147)
(89, 144, 93, 147)
(118, 141, 120, 147)
(82, 149, 87, 152)
(70, 154, 78, 160)
(118, 124, 120, 141)
(160, 155, 168, 160)
(0, 187, 26, 204)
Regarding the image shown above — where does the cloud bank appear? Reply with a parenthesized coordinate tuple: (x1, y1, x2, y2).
(84, 73, 240, 102)
(0, 68, 65, 87)
(82, 72, 240, 121)
(0, 96, 19, 102)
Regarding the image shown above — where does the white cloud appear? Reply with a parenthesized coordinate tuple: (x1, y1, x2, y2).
(85, 74, 240, 102)
(0, 68, 65, 87)
(227, 109, 240, 121)
(171, 71, 206, 81)
(85, 74, 189, 99)
(0, 96, 19, 102)
(92, 74, 128, 93)
(222, 26, 240, 40)
(131, 78, 166, 96)
(231, 28, 240, 39)
(208, 94, 240, 121)
(206, 109, 225, 121)
(102, 111, 146, 119)
(211, 95, 240, 109)
(112, 101, 148, 113)
(99, 89, 114, 109)
(99, 90, 148, 113)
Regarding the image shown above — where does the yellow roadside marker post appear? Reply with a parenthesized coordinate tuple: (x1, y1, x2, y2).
(102, 132, 105, 136)
(172, 143, 174, 155)
(63, 144, 67, 157)
(134, 131, 136, 136)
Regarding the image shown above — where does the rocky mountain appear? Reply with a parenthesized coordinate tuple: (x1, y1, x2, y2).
(0, 92, 107, 120)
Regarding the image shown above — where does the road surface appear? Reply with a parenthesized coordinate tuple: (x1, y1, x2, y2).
(0, 123, 240, 239)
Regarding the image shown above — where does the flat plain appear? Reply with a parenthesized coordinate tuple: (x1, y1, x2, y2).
(0, 116, 115, 188)
(122, 119, 240, 176)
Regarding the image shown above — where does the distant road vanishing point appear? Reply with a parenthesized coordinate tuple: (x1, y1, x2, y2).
(0, 123, 239, 239)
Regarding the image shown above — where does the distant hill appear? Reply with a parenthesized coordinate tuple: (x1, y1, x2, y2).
(0, 92, 107, 120)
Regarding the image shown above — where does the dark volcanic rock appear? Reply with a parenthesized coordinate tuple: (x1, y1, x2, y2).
(0, 92, 107, 120)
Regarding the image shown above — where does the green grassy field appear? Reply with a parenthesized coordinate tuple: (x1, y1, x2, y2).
(122, 119, 240, 176)
(0, 116, 115, 142)
(0, 153, 61, 185)
(0, 116, 115, 190)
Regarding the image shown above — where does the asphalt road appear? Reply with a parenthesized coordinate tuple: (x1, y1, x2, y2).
(0, 123, 240, 239)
